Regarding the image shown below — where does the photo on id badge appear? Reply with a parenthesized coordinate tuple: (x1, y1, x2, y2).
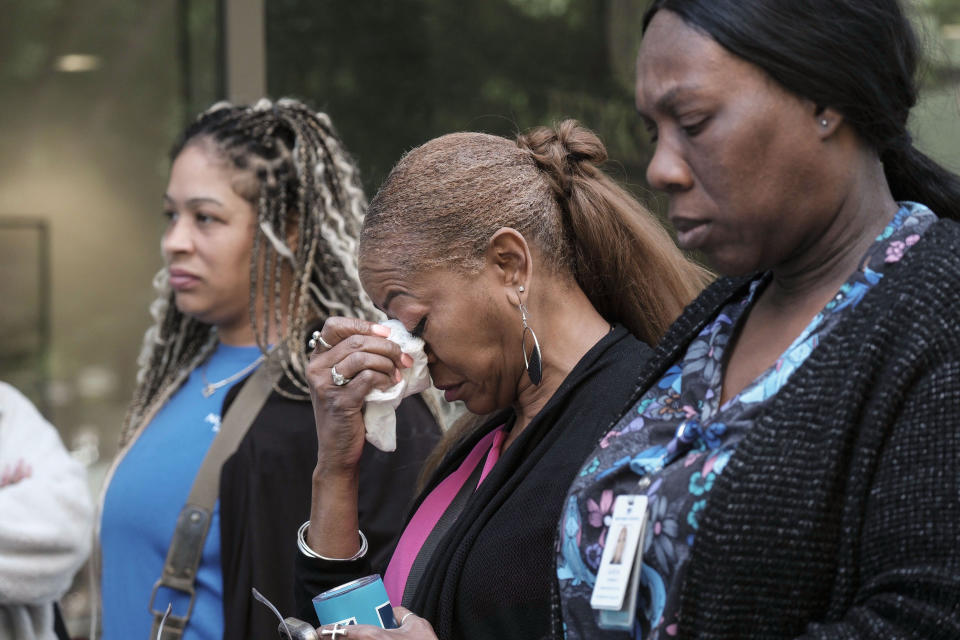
(590, 494, 648, 630)
(610, 526, 628, 565)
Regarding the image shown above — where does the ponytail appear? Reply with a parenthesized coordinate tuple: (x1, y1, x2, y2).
(882, 139, 960, 222)
(365, 121, 713, 485)
(517, 120, 712, 345)
(364, 121, 711, 346)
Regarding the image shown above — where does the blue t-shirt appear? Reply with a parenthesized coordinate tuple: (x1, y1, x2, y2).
(100, 342, 263, 640)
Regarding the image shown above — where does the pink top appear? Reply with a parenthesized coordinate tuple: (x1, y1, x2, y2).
(383, 425, 507, 604)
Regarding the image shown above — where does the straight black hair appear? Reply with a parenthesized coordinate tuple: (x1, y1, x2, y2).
(644, 0, 960, 221)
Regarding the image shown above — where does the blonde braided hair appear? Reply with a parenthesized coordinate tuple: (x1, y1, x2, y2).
(120, 98, 379, 446)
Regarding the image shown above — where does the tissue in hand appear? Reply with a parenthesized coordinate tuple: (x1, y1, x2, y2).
(362, 319, 431, 451)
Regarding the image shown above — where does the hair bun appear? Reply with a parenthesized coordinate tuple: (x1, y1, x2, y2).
(517, 119, 608, 198)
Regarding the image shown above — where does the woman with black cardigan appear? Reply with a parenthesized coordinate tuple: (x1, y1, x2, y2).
(295, 121, 711, 639)
(558, 1, 960, 638)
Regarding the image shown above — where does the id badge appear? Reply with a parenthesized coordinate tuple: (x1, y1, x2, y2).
(589, 494, 648, 630)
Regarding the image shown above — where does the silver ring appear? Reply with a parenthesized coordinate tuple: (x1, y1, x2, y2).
(320, 622, 349, 638)
(331, 365, 351, 386)
(309, 330, 332, 350)
(400, 612, 415, 626)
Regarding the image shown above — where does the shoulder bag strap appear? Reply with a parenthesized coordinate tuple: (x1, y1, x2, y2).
(148, 357, 282, 640)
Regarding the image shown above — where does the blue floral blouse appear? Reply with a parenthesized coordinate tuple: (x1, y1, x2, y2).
(556, 203, 937, 639)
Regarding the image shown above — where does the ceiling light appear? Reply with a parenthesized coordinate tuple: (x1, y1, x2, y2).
(54, 54, 102, 73)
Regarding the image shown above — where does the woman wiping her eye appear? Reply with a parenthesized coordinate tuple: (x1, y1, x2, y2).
(295, 120, 711, 640)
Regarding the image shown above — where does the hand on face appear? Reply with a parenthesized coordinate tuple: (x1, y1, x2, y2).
(306, 317, 414, 474)
(359, 236, 534, 417)
(316, 608, 435, 639)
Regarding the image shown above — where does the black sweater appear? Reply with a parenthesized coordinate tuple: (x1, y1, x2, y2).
(577, 219, 960, 639)
(296, 326, 653, 640)
(219, 380, 439, 640)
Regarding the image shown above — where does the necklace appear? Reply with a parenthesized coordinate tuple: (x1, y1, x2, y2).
(200, 353, 266, 398)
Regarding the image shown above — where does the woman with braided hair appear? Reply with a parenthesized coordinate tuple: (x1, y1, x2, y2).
(294, 119, 712, 639)
(94, 99, 440, 640)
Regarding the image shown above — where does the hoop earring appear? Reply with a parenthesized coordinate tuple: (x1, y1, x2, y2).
(518, 298, 542, 385)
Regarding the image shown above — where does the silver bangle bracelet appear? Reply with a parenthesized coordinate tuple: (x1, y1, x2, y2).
(297, 521, 368, 561)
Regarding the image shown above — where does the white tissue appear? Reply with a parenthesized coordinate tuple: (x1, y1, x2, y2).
(362, 319, 431, 451)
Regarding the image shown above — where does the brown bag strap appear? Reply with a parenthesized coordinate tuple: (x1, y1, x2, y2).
(148, 357, 281, 640)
